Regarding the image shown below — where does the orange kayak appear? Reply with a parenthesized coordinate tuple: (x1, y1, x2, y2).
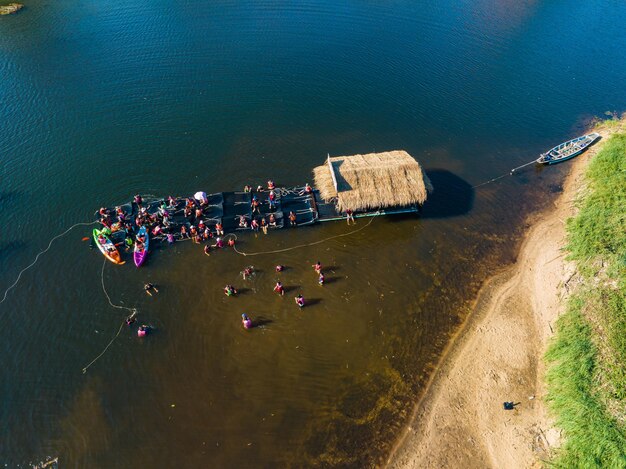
(93, 228, 125, 264)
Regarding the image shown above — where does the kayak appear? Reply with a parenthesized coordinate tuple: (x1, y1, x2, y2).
(133, 225, 149, 267)
(93, 228, 124, 265)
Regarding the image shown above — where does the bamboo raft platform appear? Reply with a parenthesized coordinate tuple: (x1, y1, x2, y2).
(94, 150, 432, 248)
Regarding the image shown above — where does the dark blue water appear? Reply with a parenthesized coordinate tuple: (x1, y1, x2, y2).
(1, 0, 625, 466)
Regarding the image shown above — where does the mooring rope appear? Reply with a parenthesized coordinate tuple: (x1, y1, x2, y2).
(232, 213, 379, 256)
(0, 221, 99, 305)
(471, 158, 537, 189)
(81, 259, 137, 374)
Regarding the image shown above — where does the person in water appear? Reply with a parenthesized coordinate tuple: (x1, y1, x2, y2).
(214, 237, 224, 249)
(224, 285, 237, 296)
(295, 294, 305, 308)
(241, 313, 253, 329)
(250, 219, 259, 232)
(312, 261, 322, 274)
(134, 194, 143, 209)
(260, 217, 268, 235)
(167, 233, 175, 245)
(346, 208, 355, 225)
(269, 213, 277, 227)
(273, 281, 285, 296)
(137, 325, 149, 337)
(275, 265, 284, 272)
(215, 222, 224, 236)
(242, 266, 253, 280)
(144, 283, 159, 296)
(267, 179, 275, 190)
(204, 244, 211, 256)
(318, 272, 325, 286)
(288, 211, 297, 226)
(227, 238, 236, 248)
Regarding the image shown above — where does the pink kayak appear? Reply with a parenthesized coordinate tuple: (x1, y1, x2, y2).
(133, 226, 149, 267)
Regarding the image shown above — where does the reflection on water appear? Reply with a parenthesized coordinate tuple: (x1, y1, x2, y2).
(1, 0, 625, 466)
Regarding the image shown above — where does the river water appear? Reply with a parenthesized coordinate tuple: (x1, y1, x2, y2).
(1, 0, 625, 466)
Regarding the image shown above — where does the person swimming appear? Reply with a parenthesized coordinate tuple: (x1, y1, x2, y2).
(275, 265, 284, 272)
(144, 283, 159, 296)
(137, 325, 149, 337)
(295, 294, 305, 308)
(267, 179, 275, 190)
(224, 285, 237, 297)
(273, 281, 285, 296)
(318, 272, 325, 286)
(241, 313, 253, 329)
(125, 315, 136, 326)
(242, 266, 253, 280)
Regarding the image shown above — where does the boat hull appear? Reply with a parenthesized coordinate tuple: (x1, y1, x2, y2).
(93, 229, 124, 264)
(133, 226, 149, 267)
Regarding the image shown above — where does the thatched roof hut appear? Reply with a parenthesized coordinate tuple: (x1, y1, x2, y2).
(312, 150, 432, 212)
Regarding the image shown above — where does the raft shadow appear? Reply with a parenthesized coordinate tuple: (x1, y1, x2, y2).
(419, 169, 474, 219)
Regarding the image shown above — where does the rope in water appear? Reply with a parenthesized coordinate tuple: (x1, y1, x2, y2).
(471, 158, 538, 189)
(81, 259, 137, 374)
(232, 212, 379, 257)
(0, 221, 99, 305)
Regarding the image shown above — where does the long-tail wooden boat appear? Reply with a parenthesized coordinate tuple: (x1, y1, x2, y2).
(537, 132, 600, 165)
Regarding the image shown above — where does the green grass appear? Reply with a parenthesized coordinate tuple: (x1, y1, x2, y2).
(545, 131, 626, 468)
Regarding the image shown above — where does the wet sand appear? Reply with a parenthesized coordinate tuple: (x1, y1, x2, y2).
(387, 127, 616, 468)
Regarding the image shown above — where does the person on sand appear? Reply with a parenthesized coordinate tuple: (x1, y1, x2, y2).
(318, 272, 325, 286)
(273, 281, 285, 296)
(224, 285, 237, 297)
(144, 283, 159, 296)
(295, 294, 305, 308)
(204, 244, 211, 256)
(312, 261, 322, 274)
(241, 313, 253, 329)
(346, 208, 355, 225)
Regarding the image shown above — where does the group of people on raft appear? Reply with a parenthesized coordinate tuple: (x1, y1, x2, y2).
(229, 261, 327, 329)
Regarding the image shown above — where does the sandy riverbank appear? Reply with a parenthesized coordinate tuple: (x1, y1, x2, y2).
(387, 126, 616, 468)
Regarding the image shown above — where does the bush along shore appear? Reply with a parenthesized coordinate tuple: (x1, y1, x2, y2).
(546, 128, 626, 467)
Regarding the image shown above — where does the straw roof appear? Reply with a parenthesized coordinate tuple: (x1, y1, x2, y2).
(312, 150, 432, 212)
